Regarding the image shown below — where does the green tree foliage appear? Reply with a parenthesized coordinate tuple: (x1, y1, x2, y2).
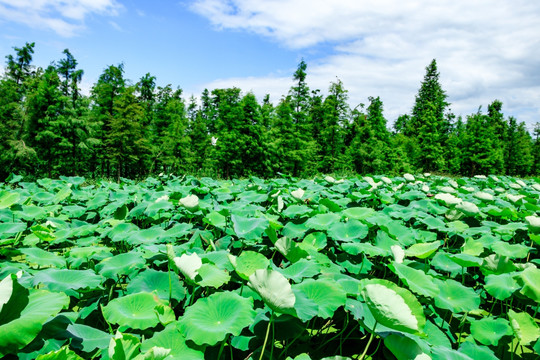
(348, 97, 398, 174)
(1, 43, 539, 180)
(405, 59, 450, 172)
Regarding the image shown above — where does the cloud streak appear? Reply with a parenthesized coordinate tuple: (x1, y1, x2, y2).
(0, 0, 121, 37)
(190, 0, 540, 127)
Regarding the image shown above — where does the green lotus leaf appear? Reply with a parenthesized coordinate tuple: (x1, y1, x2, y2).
(275, 236, 309, 263)
(388, 262, 439, 298)
(204, 211, 227, 228)
(282, 204, 312, 218)
(20, 247, 66, 268)
(178, 291, 256, 346)
(483, 273, 520, 300)
(127, 269, 186, 302)
(470, 317, 512, 346)
(230, 251, 269, 280)
(341, 242, 387, 257)
(431, 252, 464, 276)
(195, 263, 230, 288)
(102, 292, 169, 330)
(17, 205, 47, 221)
(248, 269, 295, 313)
(327, 219, 368, 242)
(108, 331, 141, 360)
(231, 214, 269, 240)
(279, 259, 322, 283)
(490, 241, 530, 259)
(305, 213, 341, 231)
(141, 324, 204, 360)
(96, 252, 146, 279)
(341, 207, 375, 220)
(0, 289, 69, 357)
(0, 274, 29, 325)
(458, 341, 498, 360)
(384, 334, 429, 360)
(302, 232, 327, 250)
(508, 309, 540, 346)
(360, 278, 426, 335)
(431, 345, 474, 360)
(481, 254, 517, 276)
(282, 221, 309, 239)
(448, 253, 483, 268)
(67, 323, 112, 352)
(293, 279, 346, 319)
(433, 279, 480, 313)
(519, 266, 540, 302)
(0, 191, 20, 209)
(405, 241, 442, 259)
(32, 269, 102, 294)
(35, 346, 83, 360)
(0, 222, 27, 238)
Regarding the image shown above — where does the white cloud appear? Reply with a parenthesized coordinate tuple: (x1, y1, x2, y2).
(0, 0, 121, 36)
(190, 0, 540, 127)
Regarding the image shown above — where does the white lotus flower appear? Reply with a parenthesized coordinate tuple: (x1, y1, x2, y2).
(434, 193, 462, 206)
(403, 173, 415, 182)
(507, 193, 525, 203)
(474, 191, 494, 201)
(179, 194, 199, 211)
(211, 136, 218, 146)
(381, 176, 392, 184)
(391, 245, 405, 264)
(291, 188, 305, 199)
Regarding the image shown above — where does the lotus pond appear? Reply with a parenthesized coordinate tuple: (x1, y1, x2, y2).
(0, 173, 539, 360)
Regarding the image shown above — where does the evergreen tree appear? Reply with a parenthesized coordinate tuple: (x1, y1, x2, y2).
(506, 118, 533, 176)
(319, 79, 348, 173)
(347, 96, 396, 174)
(107, 86, 151, 179)
(91, 64, 126, 177)
(406, 59, 450, 171)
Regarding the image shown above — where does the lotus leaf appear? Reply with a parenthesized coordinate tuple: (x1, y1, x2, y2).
(248, 269, 295, 313)
(102, 292, 170, 330)
(178, 291, 256, 346)
(433, 279, 480, 313)
(360, 278, 426, 335)
(508, 309, 540, 346)
(294, 279, 346, 319)
(141, 324, 204, 360)
(470, 317, 512, 346)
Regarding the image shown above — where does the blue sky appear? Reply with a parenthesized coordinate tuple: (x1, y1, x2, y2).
(1, 0, 539, 129)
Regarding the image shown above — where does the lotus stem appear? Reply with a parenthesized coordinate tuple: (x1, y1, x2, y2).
(217, 335, 227, 359)
(358, 321, 377, 360)
(259, 311, 273, 360)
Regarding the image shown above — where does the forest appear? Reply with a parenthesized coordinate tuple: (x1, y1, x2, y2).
(0, 42, 539, 181)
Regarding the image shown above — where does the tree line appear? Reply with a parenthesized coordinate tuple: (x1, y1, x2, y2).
(1, 42, 539, 181)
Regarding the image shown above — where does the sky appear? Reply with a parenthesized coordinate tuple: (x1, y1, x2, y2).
(1, 0, 539, 129)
